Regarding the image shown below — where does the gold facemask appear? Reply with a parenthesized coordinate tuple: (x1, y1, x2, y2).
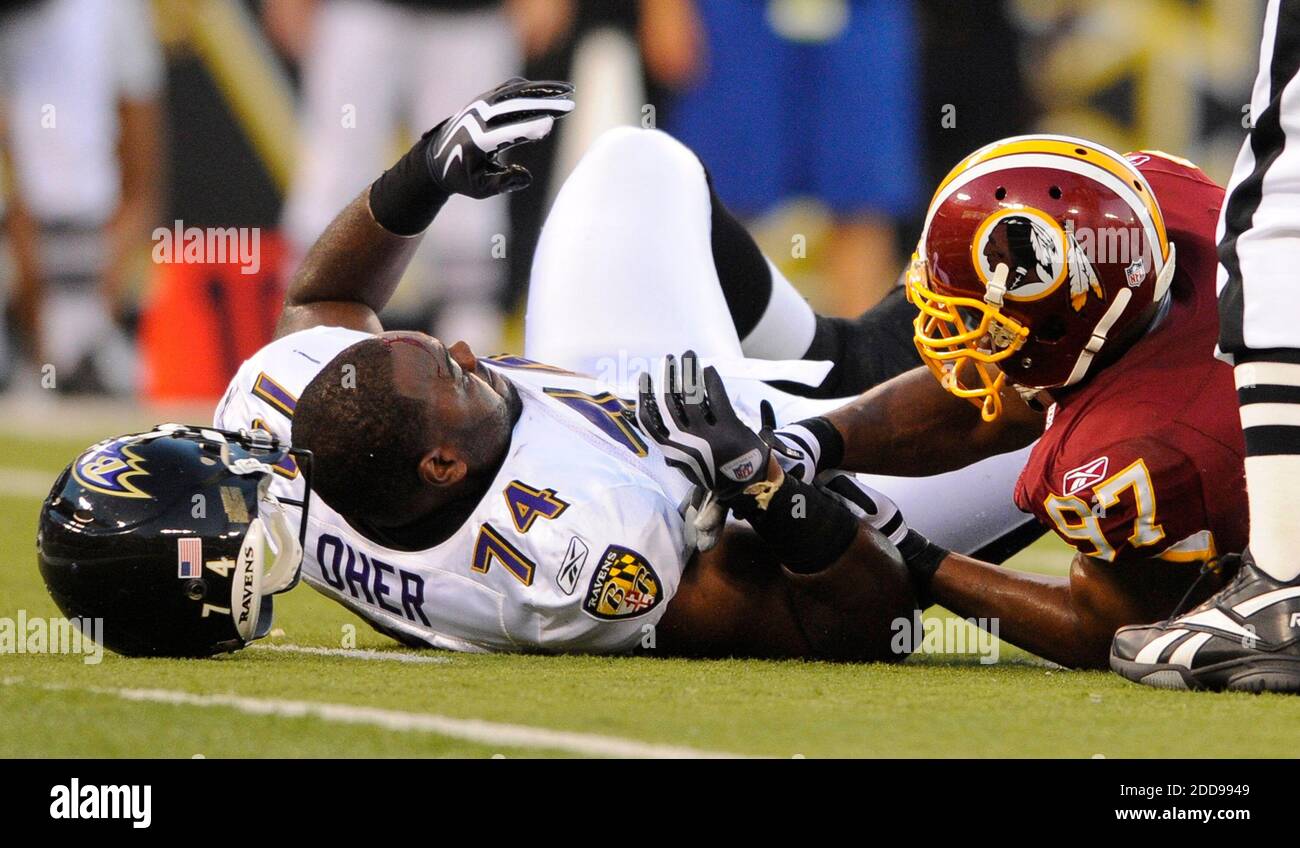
(905, 253, 1030, 422)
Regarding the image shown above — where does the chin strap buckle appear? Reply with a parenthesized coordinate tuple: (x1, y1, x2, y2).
(983, 263, 1010, 307)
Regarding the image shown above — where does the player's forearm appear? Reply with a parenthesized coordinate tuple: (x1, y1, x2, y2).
(5, 193, 45, 360)
(930, 553, 1111, 668)
(277, 80, 572, 339)
(734, 463, 916, 661)
(106, 99, 163, 310)
(656, 519, 913, 661)
(277, 119, 451, 336)
(825, 366, 1040, 476)
(783, 524, 916, 662)
(278, 187, 422, 334)
(113, 99, 162, 245)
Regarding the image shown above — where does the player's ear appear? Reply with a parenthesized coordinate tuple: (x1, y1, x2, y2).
(419, 447, 466, 488)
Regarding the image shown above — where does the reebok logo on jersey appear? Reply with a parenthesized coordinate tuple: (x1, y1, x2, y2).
(557, 536, 589, 596)
(583, 545, 662, 620)
(1063, 456, 1109, 496)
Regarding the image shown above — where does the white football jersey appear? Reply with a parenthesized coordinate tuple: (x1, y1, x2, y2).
(214, 326, 693, 654)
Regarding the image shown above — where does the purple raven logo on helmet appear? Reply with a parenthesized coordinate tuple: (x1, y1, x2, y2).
(71, 438, 153, 499)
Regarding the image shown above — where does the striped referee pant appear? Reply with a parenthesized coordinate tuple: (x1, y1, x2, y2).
(1217, 0, 1300, 580)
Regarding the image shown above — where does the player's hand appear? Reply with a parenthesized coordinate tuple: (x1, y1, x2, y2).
(772, 429, 816, 483)
(426, 78, 574, 198)
(637, 351, 800, 502)
(686, 487, 727, 552)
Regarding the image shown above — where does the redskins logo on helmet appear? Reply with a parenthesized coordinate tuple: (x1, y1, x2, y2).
(971, 208, 1105, 311)
(973, 208, 1065, 300)
(906, 134, 1177, 421)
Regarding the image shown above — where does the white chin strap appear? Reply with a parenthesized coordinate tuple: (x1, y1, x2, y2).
(257, 491, 304, 594)
(232, 440, 304, 596)
(1152, 241, 1176, 302)
(230, 494, 303, 642)
(1063, 288, 1132, 387)
(1061, 241, 1175, 387)
(983, 262, 1009, 306)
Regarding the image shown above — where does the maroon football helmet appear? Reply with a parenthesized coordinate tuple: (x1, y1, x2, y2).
(906, 134, 1176, 420)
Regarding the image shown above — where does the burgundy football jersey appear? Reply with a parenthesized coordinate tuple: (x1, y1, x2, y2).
(1013, 152, 1248, 565)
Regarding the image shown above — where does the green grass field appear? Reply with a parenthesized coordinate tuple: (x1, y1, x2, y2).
(3, 429, 1299, 758)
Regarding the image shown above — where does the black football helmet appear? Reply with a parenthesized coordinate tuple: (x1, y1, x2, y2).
(37, 424, 313, 657)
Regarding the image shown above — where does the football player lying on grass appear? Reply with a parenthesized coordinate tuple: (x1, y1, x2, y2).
(39, 80, 929, 661)
(719, 136, 1280, 687)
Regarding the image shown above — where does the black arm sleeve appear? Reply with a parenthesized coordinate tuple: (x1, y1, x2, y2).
(369, 128, 450, 236)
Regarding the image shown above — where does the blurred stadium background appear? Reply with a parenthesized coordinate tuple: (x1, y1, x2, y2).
(0, 0, 1264, 421)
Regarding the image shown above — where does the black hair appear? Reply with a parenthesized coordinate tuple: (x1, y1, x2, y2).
(292, 338, 434, 523)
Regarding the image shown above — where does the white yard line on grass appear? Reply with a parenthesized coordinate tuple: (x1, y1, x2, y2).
(0, 677, 747, 759)
(249, 643, 453, 664)
(0, 467, 56, 499)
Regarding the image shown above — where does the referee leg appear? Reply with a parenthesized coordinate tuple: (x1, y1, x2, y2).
(1218, 0, 1300, 581)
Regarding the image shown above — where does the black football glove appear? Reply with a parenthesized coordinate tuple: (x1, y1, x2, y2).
(770, 430, 816, 484)
(426, 78, 575, 198)
(637, 351, 802, 503)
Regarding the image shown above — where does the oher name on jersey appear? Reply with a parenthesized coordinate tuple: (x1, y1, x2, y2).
(214, 326, 694, 654)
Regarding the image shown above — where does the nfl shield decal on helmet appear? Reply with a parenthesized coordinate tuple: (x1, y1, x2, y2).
(1125, 258, 1147, 287)
(583, 545, 662, 620)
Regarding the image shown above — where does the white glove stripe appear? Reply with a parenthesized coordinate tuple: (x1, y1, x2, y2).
(653, 376, 716, 488)
(470, 96, 575, 121)
(820, 472, 909, 545)
(480, 115, 554, 150)
(435, 97, 574, 158)
(777, 424, 821, 469)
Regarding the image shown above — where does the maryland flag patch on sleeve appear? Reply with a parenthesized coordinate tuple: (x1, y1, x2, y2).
(583, 545, 662, 620)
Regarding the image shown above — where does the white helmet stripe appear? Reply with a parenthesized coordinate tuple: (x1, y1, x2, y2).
(923, 152, 1165, 275)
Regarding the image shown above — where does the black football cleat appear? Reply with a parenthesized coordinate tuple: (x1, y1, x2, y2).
(1110, 550, 1300, 693)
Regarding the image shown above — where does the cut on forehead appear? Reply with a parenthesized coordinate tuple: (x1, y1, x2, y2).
(327, 335, 450, 401)
(383, 335, 455, 399)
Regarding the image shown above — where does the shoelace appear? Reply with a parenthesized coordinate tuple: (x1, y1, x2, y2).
(1166, 553, 1243, 621)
